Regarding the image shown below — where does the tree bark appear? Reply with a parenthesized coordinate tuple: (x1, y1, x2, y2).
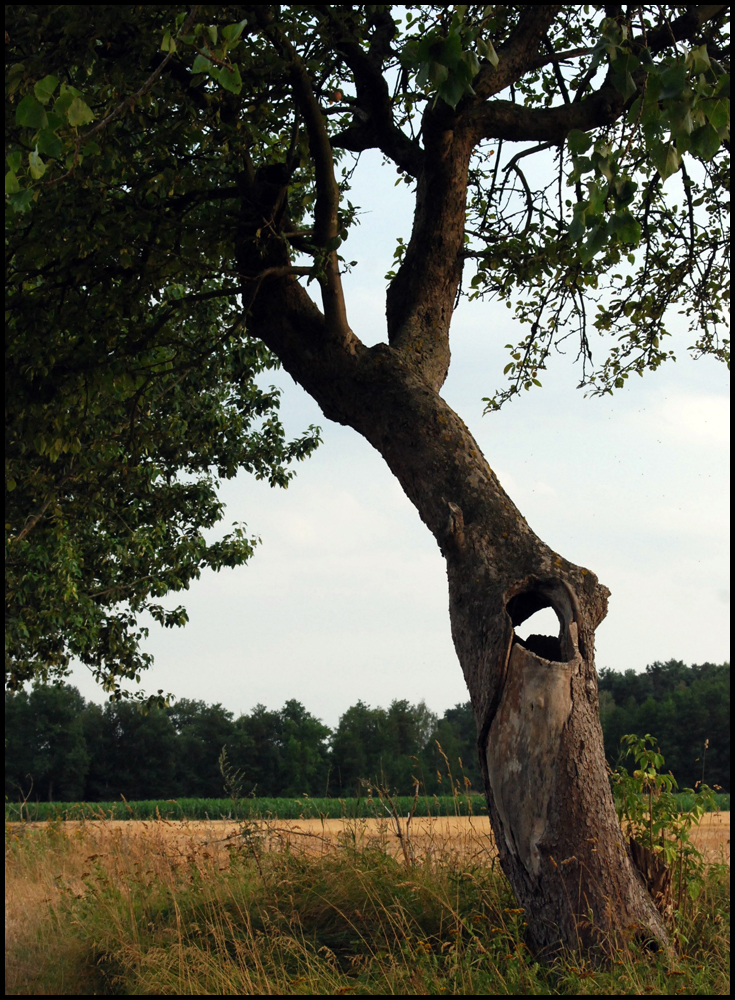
(362, 365, 670, 956)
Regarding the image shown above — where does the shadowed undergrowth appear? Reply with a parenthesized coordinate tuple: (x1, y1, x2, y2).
(5, 817, 730, 995)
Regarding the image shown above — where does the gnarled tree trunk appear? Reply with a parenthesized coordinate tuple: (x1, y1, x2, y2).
(245, 323, 668, 953)
(235, 73, 669, 953)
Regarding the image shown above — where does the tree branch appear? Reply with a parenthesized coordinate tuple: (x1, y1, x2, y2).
(645, 5, 728, 55)
(467, 84, 626, 144)
(316, 6, 425, 177)
(257, 14, 355, 351)
(543, 33, 572, 104)
(11, 469, 76, 544)
(473, 6, 563, 101)
(384, 114, 475, 389)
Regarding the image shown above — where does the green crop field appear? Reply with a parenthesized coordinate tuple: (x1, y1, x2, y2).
(5, 791, 729, 824)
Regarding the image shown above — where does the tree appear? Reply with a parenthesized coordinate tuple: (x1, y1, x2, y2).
(330, 700, 388, 795)
(424, 701, 483, 794)
(330, 698, 439, 795)
(5, 683, 90, 801)
(5, 4, 730, 954)
(599, 661, 731, 790)
(167, 698, 237, 796)
(83, 698, 179, 800)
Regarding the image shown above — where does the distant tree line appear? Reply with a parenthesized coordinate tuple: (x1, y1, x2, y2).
(5, 660, 729, 803)
(598, 660, 729, 790)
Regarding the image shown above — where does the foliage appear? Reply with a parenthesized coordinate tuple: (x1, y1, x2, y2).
(610, 732, 720, 924)
(6, 669, 730, 804)
(4, 683, 89, 802)
(3, 794, 487, 823)
(5, 818, 730, 994)
(5, 5, 322, 696)
(599, 661, 730, 790)
(330, 698, 442, 796)
(5, 4, 730, 695)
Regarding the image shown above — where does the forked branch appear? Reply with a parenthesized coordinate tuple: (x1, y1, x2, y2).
(257, 15, 354, 349)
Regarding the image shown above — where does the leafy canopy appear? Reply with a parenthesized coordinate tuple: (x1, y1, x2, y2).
(5, 6, 324, 697)
(5, 5, 729, 694)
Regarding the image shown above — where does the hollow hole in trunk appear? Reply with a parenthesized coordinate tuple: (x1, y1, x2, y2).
(513, 608, 563, 661)
(506, 588, 568, 661)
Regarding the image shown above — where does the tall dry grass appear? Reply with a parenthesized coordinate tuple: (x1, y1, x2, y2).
(5, 812, 730, 995)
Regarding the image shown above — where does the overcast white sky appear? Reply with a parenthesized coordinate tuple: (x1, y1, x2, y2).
(68, 150, 730, 726)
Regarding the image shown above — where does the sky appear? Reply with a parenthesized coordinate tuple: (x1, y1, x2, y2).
(67, 150, 730, 727)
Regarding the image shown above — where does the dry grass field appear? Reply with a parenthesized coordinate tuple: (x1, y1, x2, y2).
(15, 810, 725, 863)
(5, 812, 730, 995)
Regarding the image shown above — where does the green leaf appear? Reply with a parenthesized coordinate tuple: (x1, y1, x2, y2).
(579, 224, 607, 264)
(568, 203, 587, 242)
(586, 179, 607, 216)
(417, 30, 441, 65)
(160, 30, 176, 53)
(714, 74, 730, 99)
(659, 63, 687, 101)
(53, 86, 81, 121)
(34, 75, 59, 105)
(428, 61, 449, 86)
(461, 49, 481, 80)
(7, 188, 33, 212)
(399, 38, 419, 69)
(5, 170, 21, 194)
(686, 44, 711, 75)
(702, 97, 730, 130)
(610, 53, 639, 101)
(16, 94, 48, 129)
(453, 58, 477, 92)
(438, 74, 466, 109)
(668, 99, 694, 139)
(436, 31, 463, 70)
(37, 129, 63, 159)
(690, 122, 721, 160)
(613, 176, 637, 205)
(484, 38, 499, 69)
(6, 151, 23, 172)
(638, 46, 655, 70)
(192, 53, 212, 74)
(569, 155, 593, 183)
(217, 65, 242, 95)
(66, 97, 95, 127)
(28, 149, 46, 180)
(608, 211, 641, 244)
(221, 19, 248, 43)
(650, 142, 681, 180)
(567, 129, 592, 155)
(626, 95, 642, 125)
